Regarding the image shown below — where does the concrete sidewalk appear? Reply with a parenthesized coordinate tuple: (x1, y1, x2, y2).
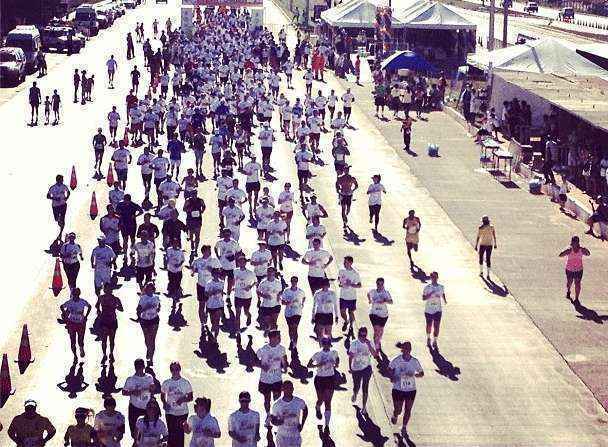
(342, 78, 608, 412)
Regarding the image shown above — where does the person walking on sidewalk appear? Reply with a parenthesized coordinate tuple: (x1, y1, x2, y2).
(403, 210, 421, 270)
(558, 236, 590, 303)
(475, 215, 497, 278)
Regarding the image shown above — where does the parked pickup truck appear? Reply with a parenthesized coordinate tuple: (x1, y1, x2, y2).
(524, 1, 538, 13)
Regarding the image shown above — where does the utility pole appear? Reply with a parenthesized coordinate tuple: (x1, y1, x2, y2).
(502, 0, 509, 47)
(488, 0, 495, 50)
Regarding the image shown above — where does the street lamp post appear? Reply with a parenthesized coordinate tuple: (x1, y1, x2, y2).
(502, 0, 509, 47)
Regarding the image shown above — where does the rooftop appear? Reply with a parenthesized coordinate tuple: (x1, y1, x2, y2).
(496, 71, 608, 132)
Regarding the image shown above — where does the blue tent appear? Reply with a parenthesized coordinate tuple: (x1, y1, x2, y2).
(381, 51, 437, 72)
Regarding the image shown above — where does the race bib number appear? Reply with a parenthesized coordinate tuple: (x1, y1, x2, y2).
(400, 376, 414, 389)
(191, 211, 200, 218)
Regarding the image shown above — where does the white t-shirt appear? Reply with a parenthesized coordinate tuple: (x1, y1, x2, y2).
(266, 219, 287, 246)
(271, 397, 306, 438)
(423, 283, 444, 315)
(258, 278, 283, 308)
(256, 343, 286, 384)
(135, 418, 167, 447)
(188, 413, 220, 447)
(281, 287, 305, 317)
(204, 279, 224, 310)
(255, 205, 275, 230)
(124, 374, 155, 409)
(295, 150, 312, 171)
(166, 247, 185, 273)
(228, 409, 259, 447)
(150, 157, 170, 179)
(250, 249, 272, 277)
(244, 162, 261, 183)
(138, 294, 160, 320)
(94, 410, 125, 447)
(108, 111, 121, 127)
(342, 92, 355, 107)
(215, 239, 241, 270)
(258, 129, 274, 147)
(348, 339, 372, 371)
(192, 256, 221, 286)
(368, 289, 392, 318)
(234, 268, 257, 299)
(138, 153, 154, 175)
(161, 377, 193, 416)
(338, 268, 361, 301)
(389, 355, 423, 392)
(312, 350, 338, 377)
(305, 224, 326, 248)
(303, 249, 331, 278)
(278, 191, 294, 213)
(367, 183, 386, 206)
(313, 289, 337, 315)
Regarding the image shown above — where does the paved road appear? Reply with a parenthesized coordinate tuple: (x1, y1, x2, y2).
(0, 0, 606, 446)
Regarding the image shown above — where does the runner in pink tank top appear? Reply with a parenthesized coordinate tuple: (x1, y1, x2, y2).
(558, 236, 590, 302)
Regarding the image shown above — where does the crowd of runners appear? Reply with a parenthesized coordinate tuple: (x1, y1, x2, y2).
(11, 6, 459, 447)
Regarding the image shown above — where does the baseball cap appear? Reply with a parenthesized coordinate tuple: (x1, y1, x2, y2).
(24, 399, 37, 408)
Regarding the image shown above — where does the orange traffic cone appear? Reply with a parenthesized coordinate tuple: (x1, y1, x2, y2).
(122, 128, 129, 147)
(0, 353, 15, 406)
(15, 325, 34, 374)
(69, 165, 77, 190)
(51, 258, 63, 297)
(106, 163, 115, 187)
(90, 191, 98, 220)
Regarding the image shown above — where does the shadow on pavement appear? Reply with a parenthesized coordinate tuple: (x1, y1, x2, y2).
(236, 333, 256, 373)
(354, 405, 389, 446)
(95, 361, 122, 398)
(194, 326, 229, 373)
(288, 346, 313, 384)
(429, 346, 461, 381)
(573, 300, 608, 324)
(372, 229, 395, 246)
(57, 361, 88, 399)
(344, 226, 366, 245)
(411, 265, 429, 283)
(168, 299, 188, 331)
(481, 276, 509, 297)
(318, 424, 336, 446)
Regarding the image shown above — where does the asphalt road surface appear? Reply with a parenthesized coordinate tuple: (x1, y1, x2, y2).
(0, 0, 606, 446)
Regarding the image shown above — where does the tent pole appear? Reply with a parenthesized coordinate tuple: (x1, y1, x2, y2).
(488, 0, 495, 50)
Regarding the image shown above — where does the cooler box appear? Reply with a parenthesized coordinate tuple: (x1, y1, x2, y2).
(529, 178, 542, 194)
(427, 144, 439, 157)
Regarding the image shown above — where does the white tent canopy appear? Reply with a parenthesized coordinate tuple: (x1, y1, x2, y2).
(467, 38, 607, 76)
(320, 0, 474, 30)
(394, 2, 476, 30)
(320, 0, 407, 28)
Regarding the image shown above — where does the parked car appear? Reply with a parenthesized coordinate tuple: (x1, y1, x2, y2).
(41, 26, 85, 53)
(156, 0, 168, 4)
(123, 0, 137, 8)
(96, 13, 109, 29)
(74, 4, 99, 36)
(0, 47, 26, 85)
(524, 1, 538, 12)
(558, 6, 575, 21)
(4, 25, 42, 72)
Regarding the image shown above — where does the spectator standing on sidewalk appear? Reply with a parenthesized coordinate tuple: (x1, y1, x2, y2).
(558, 236, 590, 303)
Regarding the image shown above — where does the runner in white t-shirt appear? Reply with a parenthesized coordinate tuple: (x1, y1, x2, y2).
(389, 341, 424, 437)
(367, 174, 386, 232)
(422, 271, 447, 349)
(368, 277, 393, 351)
(270, 381, 308, 447)
(307, 337, 339, 430)
(337, 255, 362, 333)
(228, 392, 260, 447)
(256, 331, 288, 419)
(280, 276, 306, 350)
(160, 362, 193, 446)
(278, 183, 294, 243)
(348, 327, 378, 413)
(183, 397, 221, 447)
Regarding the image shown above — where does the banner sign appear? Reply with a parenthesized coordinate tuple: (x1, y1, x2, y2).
(182, 0, 262, 6)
